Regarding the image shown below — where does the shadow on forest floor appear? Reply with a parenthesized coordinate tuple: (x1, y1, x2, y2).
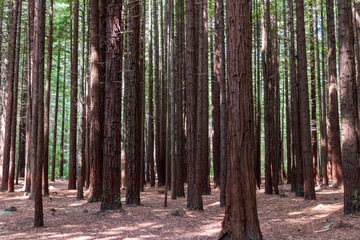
(0, 178, 359, 239)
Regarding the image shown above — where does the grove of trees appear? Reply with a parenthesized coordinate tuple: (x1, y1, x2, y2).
(0, 0, 359, 238)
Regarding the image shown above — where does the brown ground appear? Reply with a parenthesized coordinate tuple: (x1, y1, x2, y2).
(0, 179, 359, 240)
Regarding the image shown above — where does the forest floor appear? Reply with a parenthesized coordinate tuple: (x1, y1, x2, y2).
(0, 179, 359, 240)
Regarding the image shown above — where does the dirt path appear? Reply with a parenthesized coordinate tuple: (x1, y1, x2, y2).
(0, 179, 359, 239)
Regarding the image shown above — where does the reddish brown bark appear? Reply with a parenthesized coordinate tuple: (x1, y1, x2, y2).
(220, 1, 262, 238)
(296, 0, 315, 200)
(51, 48, 61, 182)
(101, 0, 123, 211)
(125, 0, 141, 205)
(43, 0, 53, 195)
(186, 0, 202, 211)
(88, 0, 103, 203)
(68, 0, 79, 190)
(1, 0, 20, 191)
(338, 0, 360, 214)
(326, 0, 343, 188)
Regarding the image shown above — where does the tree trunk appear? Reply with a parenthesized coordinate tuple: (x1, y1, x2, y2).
(68, 0, 79, 190)
(76, 0, 87, 200)
(125, 0, 141, 205)
(51, 48, 61, 182)
(338, 0, 360, 214)
(60, 47, 66, 179)
(220, 1, 262, 238)
(8, 0, 22, 192)
(296, 0, 315, 200)
(147, 0, 155, 188)
(289, 0, 303, 196)
(17, 40, 27, 184)
(175, 0, 185, 197)
(9, 0, 22, 191)
(213, 0, 221, 190)
(309, 0, 318, 185)
(32, 0, 46, 227)
(327, 0, 343, 188)
(88, 0, 103, 203)
(101, 0, 123, 211)
(200, 0, 210, 195)
(320, 1, 329, 185)
(43, 0, 53, 195)
(1, 0, 20, 191)
(186, 0, 202, 211)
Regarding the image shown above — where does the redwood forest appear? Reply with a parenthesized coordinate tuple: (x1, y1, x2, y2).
(0, 0, 360, 239)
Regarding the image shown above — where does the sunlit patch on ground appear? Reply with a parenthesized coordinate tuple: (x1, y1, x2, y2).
(0, 178, 359, 239)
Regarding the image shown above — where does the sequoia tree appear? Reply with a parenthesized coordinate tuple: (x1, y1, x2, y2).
(220, 0, 262, 238)
(338, 0, 360, 214)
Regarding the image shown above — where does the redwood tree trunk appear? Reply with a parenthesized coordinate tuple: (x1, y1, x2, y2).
(220, 1, 262, 238)
(68, 0, 79, 190)
(88, 0, 103, 203)
(338, 0, 360, 214)
(101, 0, 123, 211)
(43, 0, 53, 195)
(1, 0, 20, 191)
(327, 0, 343, 188)
(51, 48, 61, 182)
(296, 0, 315, 200)
(125, 0, 141, 205)
(186, 0, 202, 211)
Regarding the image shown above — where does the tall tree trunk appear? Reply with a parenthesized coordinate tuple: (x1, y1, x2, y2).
(186, 0, 202, 211)
(338, 0, 360, 214)
(217, 0, 227, 208)
(101, 0, 123, 210)
(17, 40, 27, 184)
(309, 0, 318, 185)
(289, 0, 303, 196)
(220, 1, 262, 238)
(1, 0, 20, 191)
(327, 0, 343, 188)
(213, 0, 221, 190)
(154, 0, 162, 188)
(169, 0, 176, 200)
(51, 48, 61, 182)
(147, 0, 155, 188)
(60, 47, 66, 179)
(320, 1, 329, 185)
(43, 0, 53, 195)
(76, 0, 87, 200)
(200, 0, 210, 195)
(175, 0, 185, 197)
(68, 0, 79, 190)
(125, 0, 141, 205)
(9, 0, 22, 191)
(296, 0, 315, 200)
(264, 0, 274, 195)
(33, 0, 46, 227)
(283, 0, 292, 185)
(88, 0, 103, 203)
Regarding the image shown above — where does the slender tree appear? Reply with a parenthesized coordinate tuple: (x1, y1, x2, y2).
(125, 0, 141, 205)
(9, 0, 22, 192)
(68, 0, 79, 190)
(43, 0, 53, 195)
(186, 0, 202, 210)
(88, 0, 103, 202)
(327, 0, 343, 188)
(51, 47, 61, 182)
(1, 0, 20, 191)
(296, 0, 315, 200)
